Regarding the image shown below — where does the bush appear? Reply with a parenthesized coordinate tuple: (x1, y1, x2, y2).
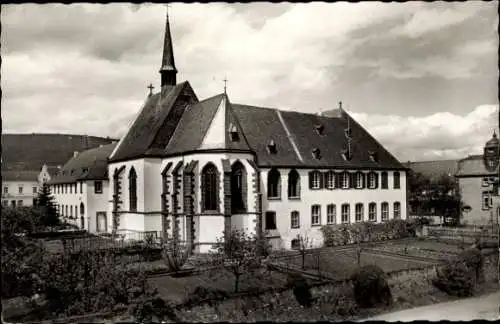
(458, 247, 484, 283)
(350, 264, 392, 308)
(129, 294, 178, 323)
(432, 260, 475, 297)
(184, 286, 229, 308)
(288, 274, 313, 308)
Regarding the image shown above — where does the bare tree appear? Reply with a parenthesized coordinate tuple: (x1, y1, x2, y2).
(296, 234, 313, 270)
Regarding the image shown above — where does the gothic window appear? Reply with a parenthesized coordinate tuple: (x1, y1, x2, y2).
(393, 202, 401, 219)
(381, 202, 389, 221)
(231, 161, 246, 213)
(202, 163, 218, 211)
(129, 167, 137, 212)
(265, 211, 277, 230)
(80, 181, 83, 194)
(381, 172, 388, 189)
(268, 168, 281, 199)
(311, 205, 321, 226)
(341, 204, 350, 223)
(327, 204, 336, 224)
(369, 202, 377, 221)
(288, 169, 300, 198)
(355, 203, 364, 222)
(80, 202, 85, 216)
(291, 211, 300, 229)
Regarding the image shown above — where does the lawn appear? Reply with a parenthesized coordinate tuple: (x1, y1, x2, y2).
(369, 239, 461, 261)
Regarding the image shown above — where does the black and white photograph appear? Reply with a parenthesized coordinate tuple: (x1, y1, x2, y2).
(1, 2, 499, 322)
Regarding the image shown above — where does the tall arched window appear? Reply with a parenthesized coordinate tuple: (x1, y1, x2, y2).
(267, 168, 281, 199)
(80, 202, 85, 216)
(231, 161, 246, 213)
(129, 167, 137, 212)
(202, 163, 218, 211)
(288, 169, 300, 198)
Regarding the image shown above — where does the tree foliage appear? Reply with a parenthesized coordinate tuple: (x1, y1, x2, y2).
(36, 183, 60, 227)
(350, 264, 392, 308)
(211, 229, 271, 293)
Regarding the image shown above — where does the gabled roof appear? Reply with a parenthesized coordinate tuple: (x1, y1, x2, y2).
(109, 82, 198, 162)
(404, 159, 459, 182)
(165, 93, 252, 154)
(456, 155, 499, 177)
(49, 143, 117, 184)
(1, 170, 39, 182)
(1, 134, 117, 172)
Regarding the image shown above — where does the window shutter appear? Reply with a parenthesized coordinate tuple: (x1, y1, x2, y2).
(309, 171, 313, 189)
(361, 173, 366, 189)
(323, 172, 329, 190)
(319, 172, 325, 189)
(297, 175, 301, 197)
(374, 173, 379, 189)
(334, 172, 340, 189)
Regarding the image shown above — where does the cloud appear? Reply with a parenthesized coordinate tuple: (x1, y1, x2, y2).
(349, 104, 499, 161)
(1, 3, 498, 162)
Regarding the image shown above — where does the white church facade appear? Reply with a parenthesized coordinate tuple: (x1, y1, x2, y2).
(99, 12, 408, 253)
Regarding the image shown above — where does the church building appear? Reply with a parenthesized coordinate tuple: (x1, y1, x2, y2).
(104, 11, 408, 252)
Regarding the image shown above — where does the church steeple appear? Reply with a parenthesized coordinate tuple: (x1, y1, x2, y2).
(159, 7, 177, 88)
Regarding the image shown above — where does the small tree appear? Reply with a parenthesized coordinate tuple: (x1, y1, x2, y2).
(211, 228, 270, 293)
(36, 183, 60, 228)
(296, 234, 312, 270)
(161, 237, 190, 273)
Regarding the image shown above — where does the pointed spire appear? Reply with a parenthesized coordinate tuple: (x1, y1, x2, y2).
(159, 5, 177, 88)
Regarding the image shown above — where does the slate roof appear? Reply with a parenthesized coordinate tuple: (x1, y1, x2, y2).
(456, 155, 499, 177)
(1, 134, 117, 172)
(404, 159, 459, 182)
(109, 82, 198, 162)
(1, 170, 40, 182)
(165, 94, 252, 154)
(233, 105, 405, 169)
(48, 144, 116, 184)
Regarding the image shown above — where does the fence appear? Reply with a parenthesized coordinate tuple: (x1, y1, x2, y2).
(424, 225, 499, 242)
(59, 231, 163, 253)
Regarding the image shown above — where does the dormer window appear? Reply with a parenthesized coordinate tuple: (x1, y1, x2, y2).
(341, 148, 351, 161)
(312, 148, 321, 160)
(368, 151, 378, 162)
(229, 123, 239, 142)
(267, 140, 277, 154)
(314, 124, 324, 135)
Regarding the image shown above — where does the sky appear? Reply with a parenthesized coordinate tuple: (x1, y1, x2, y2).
(2, 2, 498, 162)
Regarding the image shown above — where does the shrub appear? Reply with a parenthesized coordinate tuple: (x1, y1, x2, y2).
(350, 264, 392, 308)
(458, 247, 484, 283)
(432, 260, 475, 297)
(184, 286, 229, 308)
(129, 294, 178, 323)
(288, 274, 313, 308)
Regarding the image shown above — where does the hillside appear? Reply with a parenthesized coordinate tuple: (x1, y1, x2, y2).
(1, 133, 118, 172)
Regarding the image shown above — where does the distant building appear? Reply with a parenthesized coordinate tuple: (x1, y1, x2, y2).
(48, 144, 116, 232)
(456, 132, 499, 225)
(1, 170, 40, 207)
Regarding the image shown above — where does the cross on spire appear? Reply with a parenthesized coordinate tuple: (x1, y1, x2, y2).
(147, 83, 154, 96)
(166, 3, 171, 19)
(223, 77, 228, 94)
(338, 101, 343, 110)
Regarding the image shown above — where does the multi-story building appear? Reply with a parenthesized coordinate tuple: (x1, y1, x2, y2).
(49, 144, 116, 232)
(102, 12, 408, 252)
(1, 170, 40, 207)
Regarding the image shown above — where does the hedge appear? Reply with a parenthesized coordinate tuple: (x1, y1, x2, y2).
(320, 220, 416, 247)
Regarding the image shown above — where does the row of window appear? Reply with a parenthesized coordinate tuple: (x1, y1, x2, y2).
(58, 203, 85, 218)
(52, 181, 103, 195)
(265, 202, 401, 230)
(267, 169, 401, 199)
(3, 186, 38, 195)
(2, 200, 24, 207)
